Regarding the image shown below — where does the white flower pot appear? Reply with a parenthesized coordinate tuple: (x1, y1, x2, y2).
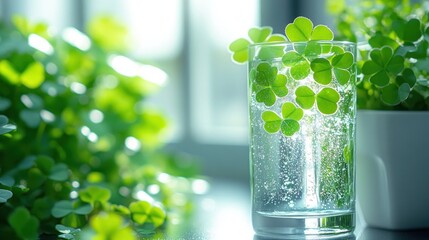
(357, 110, 429, 230)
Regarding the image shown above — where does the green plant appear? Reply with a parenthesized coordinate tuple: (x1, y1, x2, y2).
(0, 16, 199, 239)
(328, 0, 429, 110)
(229, 16, 355, 136)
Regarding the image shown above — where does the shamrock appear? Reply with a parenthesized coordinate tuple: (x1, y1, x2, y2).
(295, 86, 341, 114)
(285, 16, 334, 42)
(262, 102, 304, 136)
(251, 62, 288, 106)
(310, 51, 354, 85)
(282, 51, 310, 80)
(380, 68, 416, 105)
(362, 46, 404, 87)
(229, 27, 286, 63)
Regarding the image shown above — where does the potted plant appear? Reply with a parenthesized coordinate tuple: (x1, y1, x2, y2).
(328, 0, 429, 230)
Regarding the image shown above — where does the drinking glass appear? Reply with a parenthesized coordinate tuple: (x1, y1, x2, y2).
(248, 41, 357, 238)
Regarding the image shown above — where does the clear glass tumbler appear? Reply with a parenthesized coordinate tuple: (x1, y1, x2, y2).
(248, 41, 357, 238)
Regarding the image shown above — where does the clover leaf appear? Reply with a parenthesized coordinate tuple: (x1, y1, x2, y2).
(8, 207, 40, 240)
(311, 52, 354, 85)
(248, 27, 272, 43)
(311, 58, 332, 84)
(228, 38, 250, 64)
(393, 18, 422, 43)
(282, 51, 310, 80)
(90, 213, 135, 240)
(0, 115, 16, 135)
(331, 52, 354, 85)
(52, 200, 93, 218)
(261, 111, 282, 133)
(261, 102, 303, 136)
(258, 34, 288, 60)
(0, 189, 13, 203)
(295, 86, 316, 109)
(56, 224, 81, 240)
(285, 16, 333, 42)
(253, 62, 288, 106)
(316, 87, 341, 114)
(362, 46, 404, 87)
(379, 68, 416, 105)
(129, 201, 166, 227)
(229, 27, 285, 63)
(79, 186, 111, 206)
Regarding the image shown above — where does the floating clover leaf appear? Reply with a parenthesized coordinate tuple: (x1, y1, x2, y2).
(261, 102, 303, 136)
(311, 58, 332, 84)
(316, 87, 341, 114)
(258, 34, 288, 60)
(229, 27, 284, 63)
(261, 111, 282, 133)
(295, 86, 316, 109)
(285, 16, 333, 42)
(311, 52, 354, 85)
(228, 38, 250, 64)
(362, 46, 404, 87)
(253, 63, 288, 106)
(282, 51, 310, 80)
(248, 27, 272, 43)
(331, 52, 354, 85)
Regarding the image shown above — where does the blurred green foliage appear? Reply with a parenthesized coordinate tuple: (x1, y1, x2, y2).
(329, 0, 429, 110)
(0, 16, 199, 239)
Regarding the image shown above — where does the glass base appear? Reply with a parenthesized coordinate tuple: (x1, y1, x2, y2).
(253, 210, 355, 239)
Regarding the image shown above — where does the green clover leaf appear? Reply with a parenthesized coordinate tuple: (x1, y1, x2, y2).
(261, 102, 303, 136)
(282, 51, 310, 80)
(331, 52, 354, 85)
(281, 119, 300, 137)
(129, 201, 166, 227)
(311, 58, 332, 85)
(295, 86, 316, 109)
(0, 115, 16, 135)
(311, 52, 353, 85)
(282, 102, 304, 121)
(52, 200, 93, 218)
(248, 27, 272, 43)
(258, 34, 288, 60)
(8, 207, 40, 240)
(0, 189, 13, 203)
(253, 63, 288, 106)
(362, 46, 404, 87)
(261, 111, 282, 133)
(229, 27, 286, 63)
(285, 16, 333, 42)
(90, 213, 135, 240)
(393, 18, 422, 42)
(79, 186, 111, 206)
(228, 38, 250, 64)
(316, 87, 340, 114)
(379, 68, 416, 105)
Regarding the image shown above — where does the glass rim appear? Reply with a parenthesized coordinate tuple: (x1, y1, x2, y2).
(248, 40, 356, 48)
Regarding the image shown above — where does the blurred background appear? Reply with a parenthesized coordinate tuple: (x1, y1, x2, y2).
(0, 0, 332, 183)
